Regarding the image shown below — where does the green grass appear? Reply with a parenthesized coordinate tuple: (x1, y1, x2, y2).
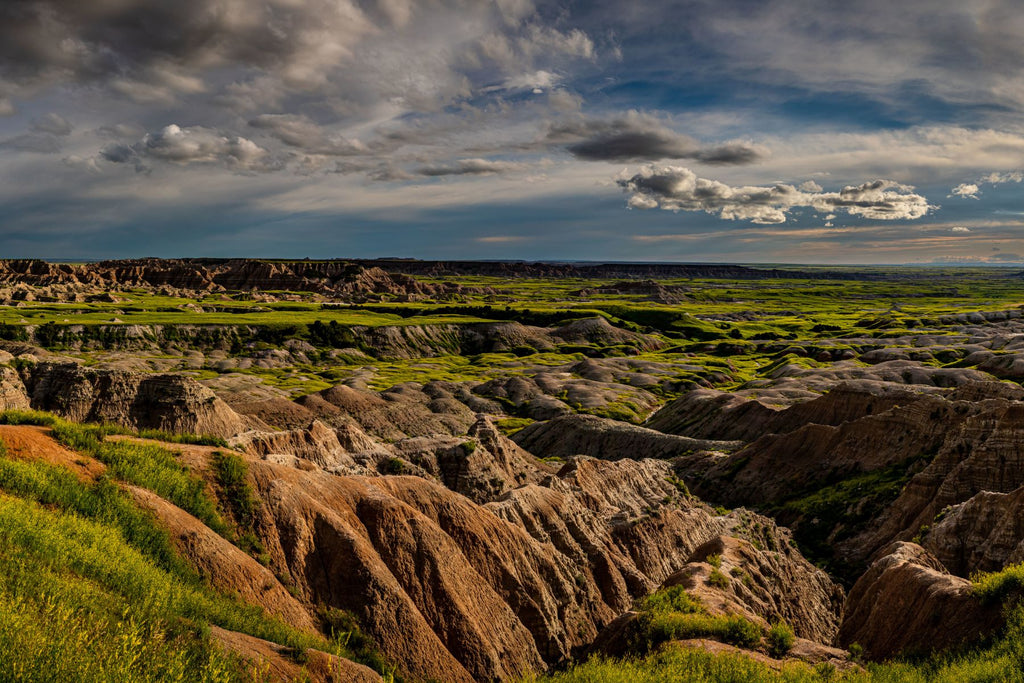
(525, 646, 858, 683)
(0, 422, 398, 681)
(534, 586, 1024, 683)
(972, 563, 1024, 604)
(0, 492, 330, 682)
(0, 410, 230, 535)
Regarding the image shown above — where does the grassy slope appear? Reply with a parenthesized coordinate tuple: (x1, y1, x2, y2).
(533, 582, 1024, 683)
(0, 412, 390, 682)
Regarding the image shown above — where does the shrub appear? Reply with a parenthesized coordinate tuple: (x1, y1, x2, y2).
(707, 568, 730, 589)
(382, 458, 405, 475)
(973, 563, 1024, 604)
(766, 620, 796, 658)
(637, 586, 705, 616)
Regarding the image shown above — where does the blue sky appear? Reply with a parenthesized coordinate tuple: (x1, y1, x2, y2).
(3, 0, 1024, 263)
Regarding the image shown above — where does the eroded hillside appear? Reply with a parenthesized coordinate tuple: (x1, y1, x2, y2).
(5, 261, 1024, 681)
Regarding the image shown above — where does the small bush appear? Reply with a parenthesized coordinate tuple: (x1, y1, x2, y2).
(637, 586, 705, 616)
(766, 620, 796, 658)
(645, 612, 764, 650)
(212, 451, 259, 530)
(973, 563, 1024, 604)
(707, 553, 723, 568)
(382, 458, 405, 475)
(707, 568, 730, 589)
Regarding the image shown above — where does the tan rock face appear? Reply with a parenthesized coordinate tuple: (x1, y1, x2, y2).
(923, 486, 1024, 576)
(848, 396, 1024, 565)
(837, 542, 1002, 660)
(674, 528, 844, 643)
(245, 454, 844, 682)
(683, 392, 964, 508)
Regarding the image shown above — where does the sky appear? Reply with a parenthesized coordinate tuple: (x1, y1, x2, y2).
(4, 1, 1024, 263)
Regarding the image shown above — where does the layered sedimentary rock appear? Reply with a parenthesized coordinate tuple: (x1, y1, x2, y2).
(246, 451, 843, 682)
(24, 362, 253, 438)
(838, 543, 1002, 660)
(514, 413, 741, 461)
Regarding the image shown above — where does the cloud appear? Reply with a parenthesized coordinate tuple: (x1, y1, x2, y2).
(950, 183, 980, 199)
(415, 158, 528, 177)
(618, 165, 934, 224)
(0, 112, 74, 154)
(248, 114, 366, 156)
(0, 0, 597, 119)
(550, 111, 764, 164)
(100, 124, 273, 172)
(951, 226, 971, 233)
(30, 113, 72, 136)
(476, 235, 526, 243)
(950, 170, 1024, 199)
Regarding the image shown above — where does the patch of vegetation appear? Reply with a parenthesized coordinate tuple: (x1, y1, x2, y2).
(767, 621, 796, 658)
(707, 568, 731, 589)
(494, 417, 535, 436)
(629, 586, 764, 653)
(972, 563, 1024, 604)
(0, 480, 347, 681)
(0, 410, 230, 535)
(770, 458, 930, 582)
(211, 451, 266, 560)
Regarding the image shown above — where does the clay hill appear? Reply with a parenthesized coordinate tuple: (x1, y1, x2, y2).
(5, 352, 1024, 680)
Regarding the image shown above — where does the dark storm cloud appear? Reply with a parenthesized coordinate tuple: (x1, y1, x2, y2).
(550, 112, 764, 164)
(618, 165, 934, 224)
(0, 0, 596, 111)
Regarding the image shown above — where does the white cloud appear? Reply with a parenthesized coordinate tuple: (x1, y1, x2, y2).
(100, 124, 274, 172)
(618, 165, 934, 225)
(950, 183, 979, 199)
(951, 226, 971, 233)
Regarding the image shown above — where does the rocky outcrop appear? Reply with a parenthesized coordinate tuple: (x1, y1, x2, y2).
(847, 392, 1024, 565)
(513, 414, 742, 462)
(0, 366, 29, 411)
(575, 280, 689, 304)
(243, 449, 840, 682)
(923, 486, 1024, 576)
(837, 543, 1002, 660)
(296, 383, 478, 440)
(231, 419, 383, 473)
(24, 362, 253, 438)
(671, 527, 844, 643)
(647, 381, 938, 442)
(680, 391, 965, 507)
(390, 415, 556, 503)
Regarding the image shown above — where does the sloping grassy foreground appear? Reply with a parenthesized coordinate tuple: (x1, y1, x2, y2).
(529, 582, 1024, 683)
(0, 413, 385, 682)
